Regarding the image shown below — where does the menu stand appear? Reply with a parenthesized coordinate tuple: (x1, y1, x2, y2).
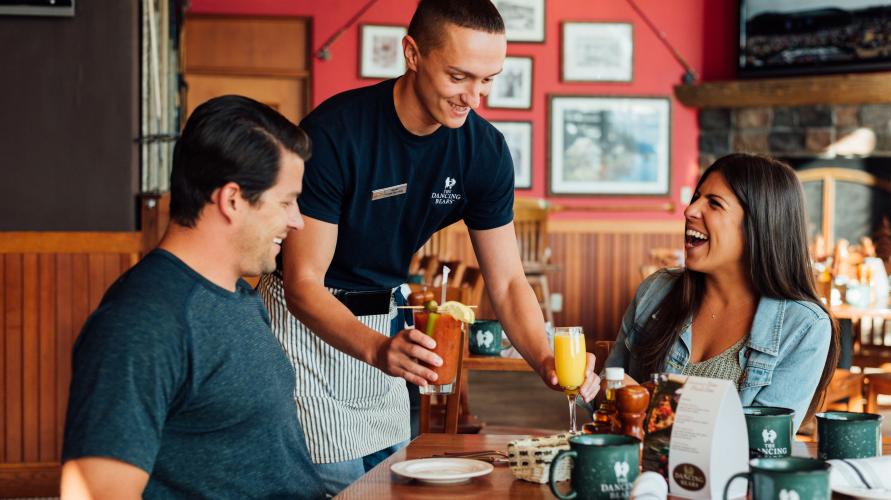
(667, 376, 748, 499)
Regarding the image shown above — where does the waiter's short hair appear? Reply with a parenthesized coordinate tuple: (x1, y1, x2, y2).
(169, 95, 311, 228)
(408, 0, 505, 54)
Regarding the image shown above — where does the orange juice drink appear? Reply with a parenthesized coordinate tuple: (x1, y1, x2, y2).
(555, 331, 586, 392)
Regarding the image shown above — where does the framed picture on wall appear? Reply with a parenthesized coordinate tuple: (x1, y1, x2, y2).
(561, 22, 633, 82)
(492, 0, 545, 42)
(491, 121, 533, 189)
(359, 24, 407, 79)
(548, 96, 670, 196)
(487, 56, 533, 109)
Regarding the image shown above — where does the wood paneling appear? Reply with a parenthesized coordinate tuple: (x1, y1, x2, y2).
(0, 232, 141, 494)
(430, 221, 684, 342)
(184, 15, 311, 125)
(185, 16, 310, 75)
(185, 74, 308, 124)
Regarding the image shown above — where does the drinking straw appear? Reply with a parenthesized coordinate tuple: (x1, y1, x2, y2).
(441, 265, 450, 305)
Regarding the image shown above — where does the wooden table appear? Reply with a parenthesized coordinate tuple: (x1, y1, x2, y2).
(832, 305, 891, 321)
(464, 354, 533, 372)
(337, 433, 891, 499)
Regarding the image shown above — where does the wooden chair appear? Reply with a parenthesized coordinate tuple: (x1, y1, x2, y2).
(411, 284, 472, 433)
(459, 265, 485, 307)
(0, 231, 145, 497)
(861, 372, 891, 444)
(592, 340, 615, 375)
(864, 371, 891, 414)
(412, 255, 441, 285)
(432, 259, 466, 288)
(410, 229, 451, 281)
(514, 197, 558, 324)
(823, 369, 865, 412)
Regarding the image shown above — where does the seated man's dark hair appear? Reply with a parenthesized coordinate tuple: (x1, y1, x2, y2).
(407, 0, 505, 54)
(169, 95, 311, 227)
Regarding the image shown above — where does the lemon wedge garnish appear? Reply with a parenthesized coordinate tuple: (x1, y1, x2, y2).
(438, 301, 475, 324)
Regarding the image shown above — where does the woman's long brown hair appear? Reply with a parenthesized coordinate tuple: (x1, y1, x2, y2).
(634, 154, 840, 421)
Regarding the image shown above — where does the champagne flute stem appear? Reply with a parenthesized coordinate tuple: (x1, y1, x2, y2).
(566, 392, 577, 434)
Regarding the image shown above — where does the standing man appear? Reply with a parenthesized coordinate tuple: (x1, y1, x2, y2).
(258, 0, 599, 494)
(61, 95, 325, 499)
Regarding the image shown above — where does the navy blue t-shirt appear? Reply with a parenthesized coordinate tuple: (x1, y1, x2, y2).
(298, 78, 515, 290)
(62, 250, 324, 499)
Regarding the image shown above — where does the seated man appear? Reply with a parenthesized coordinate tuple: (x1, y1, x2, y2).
(60, 95, 325, 499)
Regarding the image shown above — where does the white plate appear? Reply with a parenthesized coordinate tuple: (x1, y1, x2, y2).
(833, 485, 891, 499)
(390, 458, 494, 485)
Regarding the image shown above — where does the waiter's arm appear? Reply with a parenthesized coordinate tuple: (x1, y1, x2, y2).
(469, 223, 599, 402)
(280, 216, 441, 386)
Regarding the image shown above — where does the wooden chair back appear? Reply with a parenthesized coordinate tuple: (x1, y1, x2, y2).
(592, 340, 615, 375)
(413, 255, 441, 284)
(432, 260, 466, 288)
(513, 197, 550, 268)
(418, 229, 449, 261)
(459, 266, 485, 307)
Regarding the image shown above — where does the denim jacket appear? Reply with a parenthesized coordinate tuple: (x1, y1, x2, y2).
(605, 269, 831, 432)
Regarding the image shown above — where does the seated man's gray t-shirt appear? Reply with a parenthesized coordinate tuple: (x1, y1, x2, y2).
(63, 249, 324, 499)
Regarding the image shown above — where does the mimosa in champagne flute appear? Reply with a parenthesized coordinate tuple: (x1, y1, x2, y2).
(554, 326, 586, 434)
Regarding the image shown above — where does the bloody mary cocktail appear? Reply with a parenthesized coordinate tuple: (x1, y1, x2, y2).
(413, 310, 463, 395)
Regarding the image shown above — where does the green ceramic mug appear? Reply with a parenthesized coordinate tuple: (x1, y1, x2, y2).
(743, 406, 794, 458)
(468, 320, 508, 356)
(816, 411, 882, 460)
(549, 434, 640, 500)
(723, 457, 830, 500)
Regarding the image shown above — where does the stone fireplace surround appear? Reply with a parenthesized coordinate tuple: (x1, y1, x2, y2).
(697, 103, 891, 171)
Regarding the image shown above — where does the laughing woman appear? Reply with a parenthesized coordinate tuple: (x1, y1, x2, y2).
(604, 153, 839, 432)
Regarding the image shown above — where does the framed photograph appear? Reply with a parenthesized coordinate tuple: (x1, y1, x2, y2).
(561, 22, 633, 82)
(359, 24, 407, 79)
(491, 121, 533, 189)
(487, 56, 533, 109)
(492, 0, 545, 43)
(739, 0, 891, 77)
(548, 96, 670, 196)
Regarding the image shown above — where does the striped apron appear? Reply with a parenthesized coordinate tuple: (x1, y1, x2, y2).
(257, 273, 410, 463)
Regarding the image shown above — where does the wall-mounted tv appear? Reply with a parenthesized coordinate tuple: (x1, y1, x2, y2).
(0, 0, 74, 17)
(739, 0, 891, 77)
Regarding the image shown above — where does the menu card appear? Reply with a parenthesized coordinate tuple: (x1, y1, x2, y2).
(667, 376, 748, 499)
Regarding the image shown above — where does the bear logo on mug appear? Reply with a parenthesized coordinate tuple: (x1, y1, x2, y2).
(762, 428, 777, 445)
(779, 489, 800, 500)
(614, 461, 630, 482)
(476, 330, 494, 348)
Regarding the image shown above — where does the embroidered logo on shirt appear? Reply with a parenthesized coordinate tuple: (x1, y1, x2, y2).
(431, 176, 462, 205)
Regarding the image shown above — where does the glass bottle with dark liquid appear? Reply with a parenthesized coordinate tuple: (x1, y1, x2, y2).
(584, 367, 624, 434)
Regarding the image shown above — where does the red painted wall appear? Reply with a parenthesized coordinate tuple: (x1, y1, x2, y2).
(188, 0, 737, 220)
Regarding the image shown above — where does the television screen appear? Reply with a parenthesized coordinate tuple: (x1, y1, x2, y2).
(0, 0, 74, 17)
(739, 0, 891, 77)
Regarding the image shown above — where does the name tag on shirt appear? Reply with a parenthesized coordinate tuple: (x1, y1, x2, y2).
(371, 183, 407, 201)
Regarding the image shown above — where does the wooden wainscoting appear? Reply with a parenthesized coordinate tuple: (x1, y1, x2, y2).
(547, 220, 685, 340)
(429, 219, 684, 341)
(0, 231, 142, 497)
